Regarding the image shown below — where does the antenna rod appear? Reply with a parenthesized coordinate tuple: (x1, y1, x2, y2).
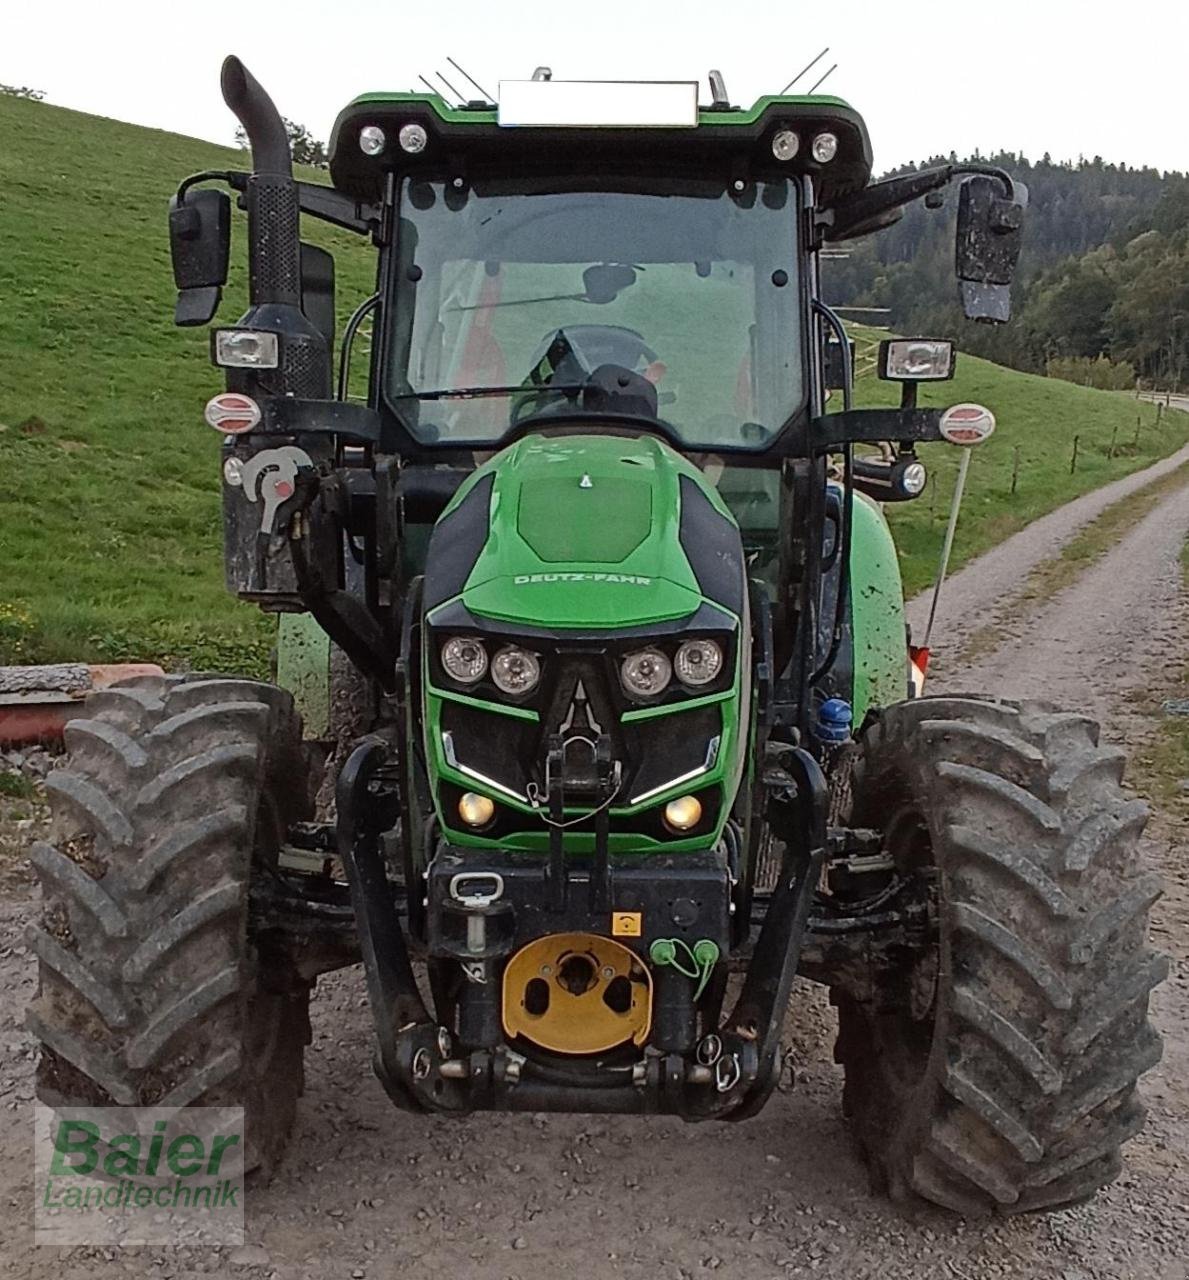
(447, 56, 494, 103)
(808, 63, 838, 94)
(923, 449, 972, 649)
(418, 74, 441, 96)
(434, 71, 466, 104)
(781, 47, 828, 94)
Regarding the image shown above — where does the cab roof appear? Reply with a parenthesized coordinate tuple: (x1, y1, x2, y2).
(328, 90, 872, 206)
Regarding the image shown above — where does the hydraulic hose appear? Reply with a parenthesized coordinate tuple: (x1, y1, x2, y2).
(810, 299, 854, 687)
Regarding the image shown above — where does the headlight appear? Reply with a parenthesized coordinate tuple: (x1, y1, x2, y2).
(675, 639, 723, 687)
(620, 648, 672, 699)
(491, 646, 541, 696)
(213, 328, 279, 369)
(441, 636, 487, 684)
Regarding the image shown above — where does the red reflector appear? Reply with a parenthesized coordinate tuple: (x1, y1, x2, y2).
(204, 392, 261, 434)
(939, 402, 996, 446)
(909, 645, 930, 696)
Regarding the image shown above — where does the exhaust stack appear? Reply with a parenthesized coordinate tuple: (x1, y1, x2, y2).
(220, 55, 302, 313)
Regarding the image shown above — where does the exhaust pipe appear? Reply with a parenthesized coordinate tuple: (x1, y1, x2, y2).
(216, 56, 332, 610)
(221, 56, 293, 177)
(220, 55, 301, 311)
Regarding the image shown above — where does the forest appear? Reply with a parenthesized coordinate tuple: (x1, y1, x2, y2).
(823, 152, 1189, 390)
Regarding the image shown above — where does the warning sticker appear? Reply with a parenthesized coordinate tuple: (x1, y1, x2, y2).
(611, 912, 642, 937)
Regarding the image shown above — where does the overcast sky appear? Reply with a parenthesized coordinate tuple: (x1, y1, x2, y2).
(5, 1, 1187, 174)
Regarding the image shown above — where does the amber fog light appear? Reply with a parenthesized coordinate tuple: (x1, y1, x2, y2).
(458, 792, 496, 828)
(663, 795, 703, 833)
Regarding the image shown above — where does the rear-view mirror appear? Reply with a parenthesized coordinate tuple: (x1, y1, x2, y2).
(168, 188, 231, 326)
(301, 243, 336, 347)
(955, 176, 1027, 324)
(824, 337, 855, 391)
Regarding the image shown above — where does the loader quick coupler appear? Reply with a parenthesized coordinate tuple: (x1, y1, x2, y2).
(337, 734, 828, 1119)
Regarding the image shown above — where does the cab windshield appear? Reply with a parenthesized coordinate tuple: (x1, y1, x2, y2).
(385, 177, 803, 450)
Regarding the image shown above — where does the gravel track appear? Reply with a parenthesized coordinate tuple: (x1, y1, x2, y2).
(2, 468, 1187, 1279)
(906, 438, 1189, 666)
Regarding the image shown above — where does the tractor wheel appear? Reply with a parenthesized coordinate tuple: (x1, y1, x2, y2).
(26, 674, 315, 1176)
(833, 696, 1166, 1215)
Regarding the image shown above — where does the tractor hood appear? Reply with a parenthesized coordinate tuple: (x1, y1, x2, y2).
(422, 432, 746, 631)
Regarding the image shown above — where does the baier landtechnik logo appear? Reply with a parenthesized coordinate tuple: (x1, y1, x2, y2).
(34, 1106, 245, 1246)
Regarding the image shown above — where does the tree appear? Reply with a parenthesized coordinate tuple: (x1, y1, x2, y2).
(235, 117, 328, 169)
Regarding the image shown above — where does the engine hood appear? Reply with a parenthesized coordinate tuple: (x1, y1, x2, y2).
(423, 432, 746, 631)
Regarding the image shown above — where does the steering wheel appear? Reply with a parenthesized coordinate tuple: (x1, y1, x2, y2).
(526, 325, 660, 379)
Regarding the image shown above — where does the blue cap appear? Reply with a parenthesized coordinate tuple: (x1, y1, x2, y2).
(816, 697, 853, 743)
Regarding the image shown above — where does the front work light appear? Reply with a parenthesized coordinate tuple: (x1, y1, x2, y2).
(771, 128, 800, 161)
(398, 123, 428, 154)
(441, 636, 487, 684)
(878, 338, 956, 382)
(458, 792, 496, 828)
(663, 794, 703, 833)
(811, 132, 838, 163)
(213, 328, 279, 369)
(359, 125, 386, 156)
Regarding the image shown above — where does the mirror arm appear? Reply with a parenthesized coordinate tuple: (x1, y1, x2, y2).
(824, 167, 954, 241)
(176, 171, 379, 238)
(175, 170, 248, 205)
(949, 163, 1016, 201)
(824, 163, 1016, 243)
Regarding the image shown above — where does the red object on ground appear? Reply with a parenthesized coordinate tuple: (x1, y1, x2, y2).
(0, 663, 164, 746)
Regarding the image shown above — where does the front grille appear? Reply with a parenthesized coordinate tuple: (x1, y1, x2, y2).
(438, 659, 723, 822)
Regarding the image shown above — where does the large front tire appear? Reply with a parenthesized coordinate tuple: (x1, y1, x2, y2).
(834, 696, 1166, 1215)
(26, 675, 314, 1175)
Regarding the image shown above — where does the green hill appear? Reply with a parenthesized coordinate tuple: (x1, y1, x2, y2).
(1, 94, 1185, 673)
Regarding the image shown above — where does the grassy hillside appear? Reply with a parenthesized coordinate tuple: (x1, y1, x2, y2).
(0, 95, 373, 675)
(1, 95, 1186, 672)
(846, 332, 1189, 595)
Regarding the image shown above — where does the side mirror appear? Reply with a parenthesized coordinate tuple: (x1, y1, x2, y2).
(824, 337, 855, 391)
(300, 243, 336, 348)
(955, 176, 1027, 323)
(168, 189, 231, 326)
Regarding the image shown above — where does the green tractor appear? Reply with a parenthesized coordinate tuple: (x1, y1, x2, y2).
(28, 59, 1165, 1214)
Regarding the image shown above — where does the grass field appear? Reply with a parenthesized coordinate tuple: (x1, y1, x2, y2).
(2, 93, 1187, 674)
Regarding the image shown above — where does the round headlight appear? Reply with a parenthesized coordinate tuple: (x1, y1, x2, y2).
(811, 132, 839, 163)
(398, 122, 428, 154)
(359, 125, 386, 156)
(771, 128, 800, 162)
(900, 461, 928, 496)
(441, 636, 487, 684)
(675, 639, 724, 687)
(458, 792, 495, 828)
(663, 794, 703, 833)
(491, 646, 541, 696)
(620, 648, 672, 699)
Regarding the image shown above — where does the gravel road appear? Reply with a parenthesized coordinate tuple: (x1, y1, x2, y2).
(2, 466, 1187, 1280)
(905, 438, 1189, 667)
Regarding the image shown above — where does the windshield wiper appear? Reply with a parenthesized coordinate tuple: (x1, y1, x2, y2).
(391, 383, 586, 402)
